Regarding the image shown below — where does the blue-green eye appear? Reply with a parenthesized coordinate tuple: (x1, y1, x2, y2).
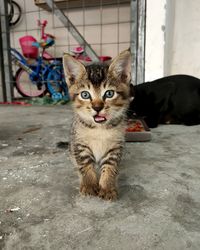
(81, 91, 91, 99)
(104, 90, 115, 99)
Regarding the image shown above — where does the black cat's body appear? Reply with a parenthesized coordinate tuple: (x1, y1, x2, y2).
(128, 75, 200, 128)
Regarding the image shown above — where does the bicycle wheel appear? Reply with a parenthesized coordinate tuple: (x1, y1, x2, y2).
(9, 1, 22, 27)
(8, 0, 14, 23)
(15, 67, 47, 98)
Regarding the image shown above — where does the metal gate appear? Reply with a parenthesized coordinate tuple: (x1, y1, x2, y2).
(0, 0, 146, 102)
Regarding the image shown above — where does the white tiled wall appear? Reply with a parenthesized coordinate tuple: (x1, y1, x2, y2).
(10, 0, 131, 59)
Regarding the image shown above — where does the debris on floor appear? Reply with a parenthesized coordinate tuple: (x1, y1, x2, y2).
(6, 207, 21, 213)
(25, 96, 69, 106)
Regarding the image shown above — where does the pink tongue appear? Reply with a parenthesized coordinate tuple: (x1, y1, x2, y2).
(94, 115, 106, 122)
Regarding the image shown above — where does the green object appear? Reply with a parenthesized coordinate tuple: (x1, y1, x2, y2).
(25, 96, 69, 106)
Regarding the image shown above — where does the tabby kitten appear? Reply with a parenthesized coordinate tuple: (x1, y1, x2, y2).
(63, 50, 131, 200)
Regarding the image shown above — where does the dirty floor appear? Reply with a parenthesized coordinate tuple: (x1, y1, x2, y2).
(0, 105, 200, 250)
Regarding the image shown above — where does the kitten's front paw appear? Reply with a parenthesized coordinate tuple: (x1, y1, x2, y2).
(98, 187, 118, 201)
(80, 183, 99, 196)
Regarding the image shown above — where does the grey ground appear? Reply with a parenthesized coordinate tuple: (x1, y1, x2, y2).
(0, 105, 200, 250)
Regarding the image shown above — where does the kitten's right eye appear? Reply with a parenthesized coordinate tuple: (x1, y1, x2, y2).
(80, 91, 91, 99)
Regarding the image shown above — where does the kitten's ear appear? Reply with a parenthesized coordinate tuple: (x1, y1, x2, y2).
(63, 53, 86, 86)
(108, 50, 131, 84)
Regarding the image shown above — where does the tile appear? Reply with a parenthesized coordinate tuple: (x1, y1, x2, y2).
(84, 8, 101, 25)
(67, 9, 84, 26)
(10, 32, 16, 48)
(69, 26, 84, 45)
(84, 25, 101, 44)
(119, 22, 130, 43)
(14, 88, 22, 98)
(13, 31, 28, 49)
(38, 11, 53, 29)
(15, 0, 25, 8)
(10, 13, 26, 32)
(23, 0, 39, 12)
(28, 29, 41, 40)
(44, 27, 55, 40)
(102, 6, 118, 24)
(55, 46, 69, 57)
(25, 12, 39, 30)
(102, 24, 118, 43)
(91, 44, 101, 56)
(119, 43, 130, 53)
(101, 44, 118, 59)
(53, 15, 63, 28)
(119, 5, 130, 22)
(54, 28, 68, 46)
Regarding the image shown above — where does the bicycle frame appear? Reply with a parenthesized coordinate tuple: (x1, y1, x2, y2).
(11, 20, 77, 100)
(11, 48, 50, 83)
(11, 48, 34, 75)
(11, 46, 69, 100)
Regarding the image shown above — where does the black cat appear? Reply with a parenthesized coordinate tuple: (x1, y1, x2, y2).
(128, 74, 200, 128)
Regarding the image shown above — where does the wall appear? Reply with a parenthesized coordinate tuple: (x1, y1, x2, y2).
(11, 0, 167, 84)
(145, 0, 200, 81)
(145, 0, 166, 82)
(10, 0, 130, 59)
(164, 0, 200, 78)
(12, 0, 200, 85)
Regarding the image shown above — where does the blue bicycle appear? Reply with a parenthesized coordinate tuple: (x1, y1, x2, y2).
(11, 20, 69, 101)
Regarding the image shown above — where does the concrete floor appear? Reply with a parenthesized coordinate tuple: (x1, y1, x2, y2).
(1, 105, 200, 250)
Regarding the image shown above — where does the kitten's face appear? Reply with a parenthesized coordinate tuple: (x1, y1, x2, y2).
(63, 50, 131, 126)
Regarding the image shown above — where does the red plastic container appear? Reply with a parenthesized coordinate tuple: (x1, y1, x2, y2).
(19, 35, 38, 59)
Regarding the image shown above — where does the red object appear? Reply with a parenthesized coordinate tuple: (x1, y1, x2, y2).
(99, 56, 112, 62)
(38, 20, 48, 40)
(19, 36, 38, 59)
(126, 120, 145, 132)
(0, 101, 31, 106)
(42, 51, 54, 60)
(71, 46, 112, 62)
(125, 118, 151, 142)
(71, 46, 84, 54)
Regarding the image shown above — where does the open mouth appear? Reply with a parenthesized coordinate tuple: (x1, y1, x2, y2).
(94, 115, 107, 123)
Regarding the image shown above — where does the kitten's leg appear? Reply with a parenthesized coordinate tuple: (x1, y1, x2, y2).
(99, 164, 118, 200)
(74, 143, 98, 196)
(99, 147, 122, 200)
(79, 164, 99, 196)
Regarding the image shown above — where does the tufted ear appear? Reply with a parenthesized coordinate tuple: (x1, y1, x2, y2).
(63, 53, 86, 86)
(108, 50, 131, 84)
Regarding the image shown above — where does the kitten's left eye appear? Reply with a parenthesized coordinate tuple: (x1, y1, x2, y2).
(81, 91, 91, 99)
(104, 90, 115, 99)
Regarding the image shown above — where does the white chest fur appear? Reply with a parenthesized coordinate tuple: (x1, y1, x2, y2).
(76, 125, 124, 163)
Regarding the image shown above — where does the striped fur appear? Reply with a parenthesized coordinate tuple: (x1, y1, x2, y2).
(63, 50, 131, 200)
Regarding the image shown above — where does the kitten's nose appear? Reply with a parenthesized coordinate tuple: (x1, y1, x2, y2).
(92, 105, 103, 113)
